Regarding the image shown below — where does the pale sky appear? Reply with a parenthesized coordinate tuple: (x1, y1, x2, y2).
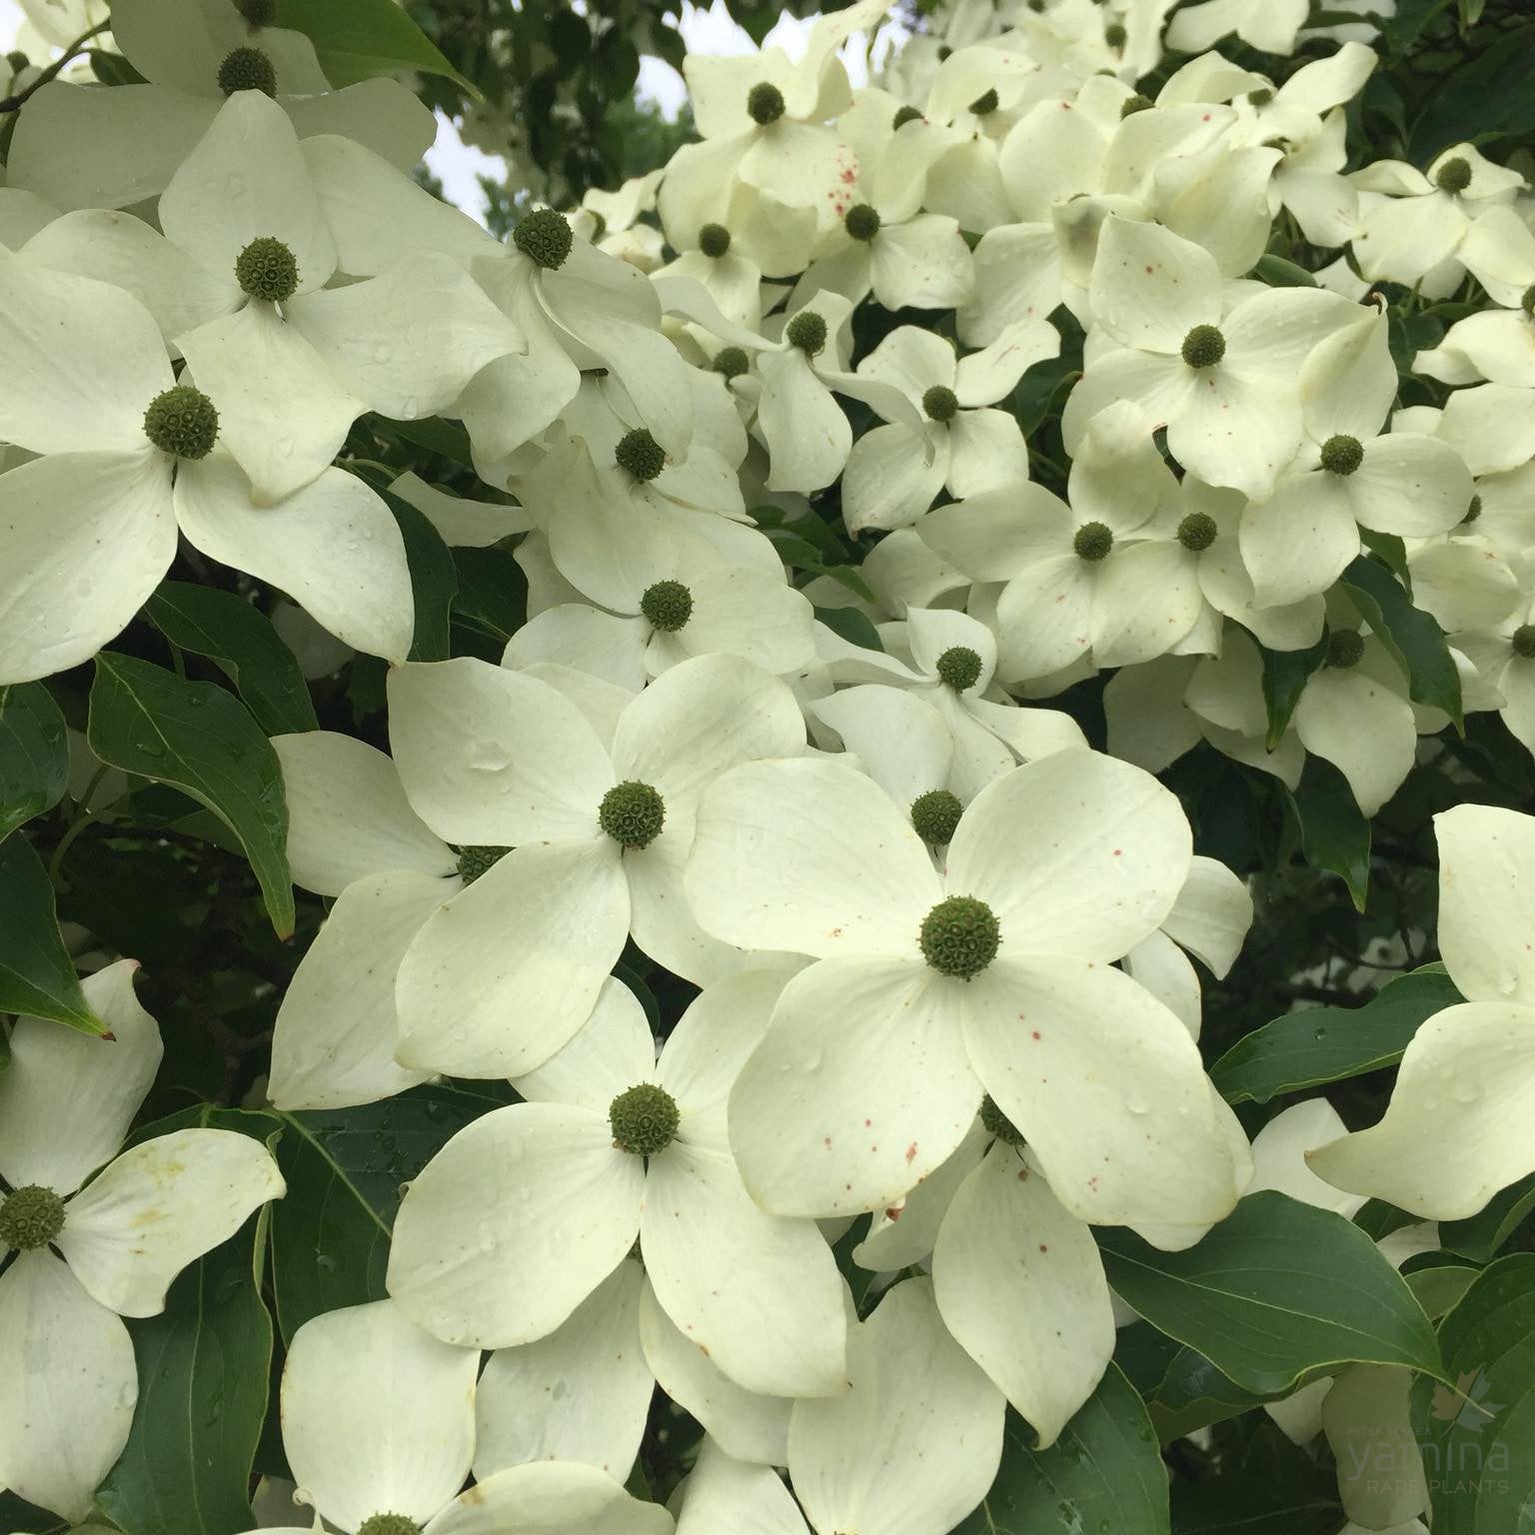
(0, 0, 900, 225)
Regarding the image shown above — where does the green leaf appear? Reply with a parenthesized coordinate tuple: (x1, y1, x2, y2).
(1405, 1261, 1479, 1320)
(269, 1084, 512, 1341)
(146, 583, 319, 737)
(1284, 755, 1371, 912)
(87, 653, 294, 938)
(1341, 554, 1463, 728)
(1116, 1322, 1276, 1441)
(1252, 254, 1318, 287)
(376, 413, 475, 466)
(451, 546, 529, 644)
(1414, 1253, 1535, 1533)
(0, 835, 105, 1035)
(953, 1367, 1169, 1535)
(273, 0, 473, 90)
(0, 683, 69, 840)
(1209, 966, 1462, 1104)
(1259, 634, 1327, 750)
(1441, 1173, 1535, 1264)
(815, 605, 884, 652)
(1098, 1191, 1444, 1396)
(96, 1206, 275, 1535)
(383, 489, 457, 663)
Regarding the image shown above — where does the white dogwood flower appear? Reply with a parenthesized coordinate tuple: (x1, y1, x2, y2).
(685, 749, 1247, 1226)
(383, 653, 804, 1077)
(0, 962, 284, 1520)
(275, 1296, 670, 1535)
(388, 973, 847, 1399)
(1065, 217, 1358, 498)
(0, 254, 413, 682)
(840, 320, 1056, 534)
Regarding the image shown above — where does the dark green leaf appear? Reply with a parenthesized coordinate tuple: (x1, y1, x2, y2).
(1408, 22, 1535, 159)
(954, 1367, 1168, 1535)
(1259, 634, 1327, 750)
(0, 683, 69, 840)
(0, 835, 105, 1035)
(1171, 1422, 1343, 1535)
(273, 0, 473, 90)
(1341, 555, 1463, 728)
(1099, 1191, 1443, 1396)
(384, 490, 457, 663)
(1441, 1174, 1535, 1264)
(88, 47, 147, 84)
(815, 605, 884, 652)
(1209, 966, 1462, 1104)
(1116, 1322, 1276, 1441)
(87, 654, 294, 938)
(97, 1208, 274, 1535)
(1414, 1253, 1535, 1534)
(1285, 755, 1372, 912)
(451, 546, 529, 644)
(269, 1084, 512, 1341)
(377, 414, 475, 466)
(146, 583, 318, 737)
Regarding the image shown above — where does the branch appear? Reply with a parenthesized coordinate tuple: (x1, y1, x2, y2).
(0, 23, 109, 113)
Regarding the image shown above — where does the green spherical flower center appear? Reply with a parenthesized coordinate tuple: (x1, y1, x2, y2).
(609, 1082, 680, 1156)
(144, 385, 219, 460)
(1436, 156, 1472, 194)
(356, 1516, 423, 1535)
(980, 1095, 1025, 1148)
(234, 0, 277, 26)
(919, 895, 1001, 980)
(1074, 520, 1114, 561)
(911, 788, 963, 846)
(616, 427, 666, 482)
(1320, 433, 1364, 476)
(892, 104, 923, 129)
(844, 203, 881, 242)
(513, 207, 573, 270)
(747, 80, 785, 125)
(1326, 629, 1365, 669)
(1463, 493, 1482, 523)
(217, 44, 276, 96)
(923, 384, 959, 423)
(1511, 624, 1535, 660)
(456, 845, 509, 884)
(712, 345, 749, 379)
(968, 87, 999, 116)
(1181, 323, 1226, 369)
(785, 309, 827, 356)
(698, 222, 731, 258)
(0, 1185, 65, 1251)
(235, 235, 299, 303)
(1120, 91, 1153, 117)
(935, 644, 983, 692)
(640, 579, 693, 632)
(1522, 284, 1535, 319)
(1176, 510, 1217, 551)
(1104, 21, 1127, 47)
(598, 781, 665, 849)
